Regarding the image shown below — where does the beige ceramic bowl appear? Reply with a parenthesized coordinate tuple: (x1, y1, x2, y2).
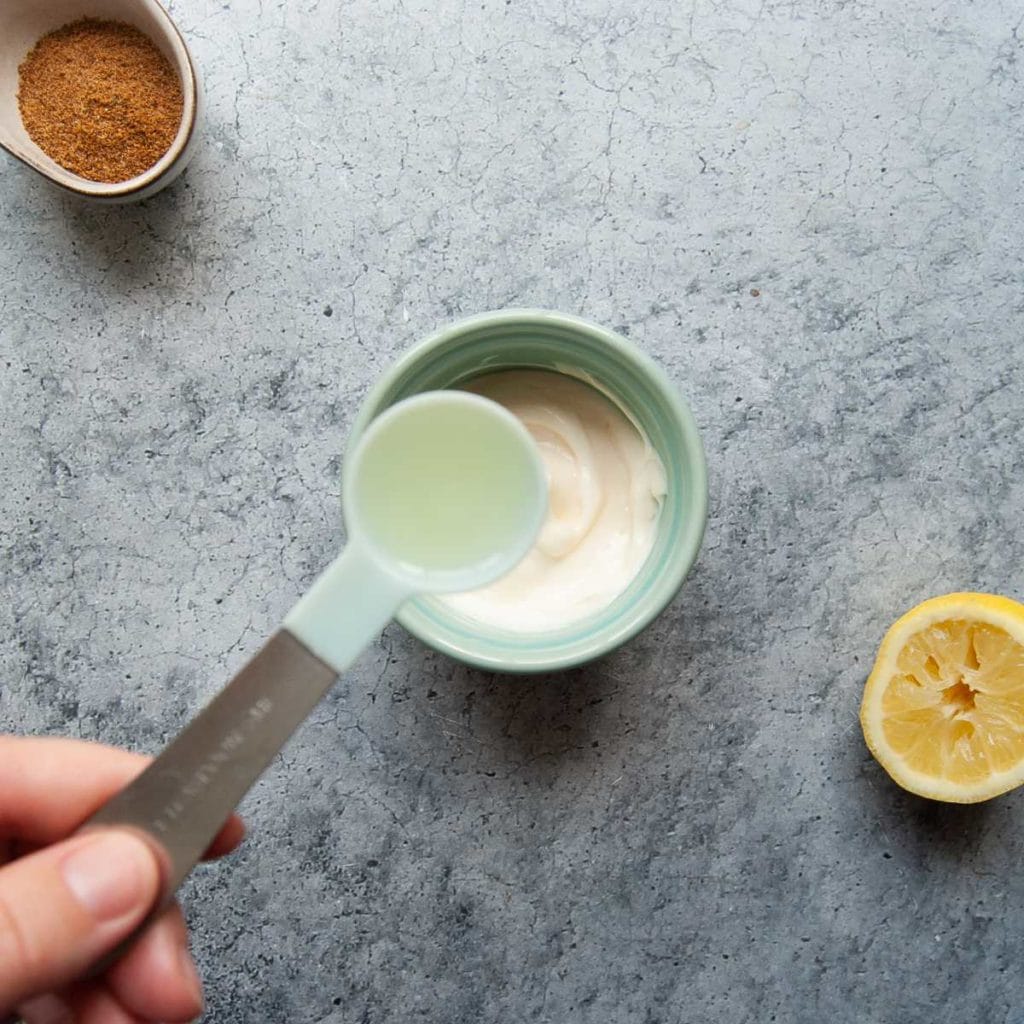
(0, 0, 199, 202)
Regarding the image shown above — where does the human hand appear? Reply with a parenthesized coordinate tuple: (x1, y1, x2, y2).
(0, 736, 245, 1023)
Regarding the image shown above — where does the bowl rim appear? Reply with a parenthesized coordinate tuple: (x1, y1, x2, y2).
(0, 0, 198, 199)
(350, 308, 709, 673)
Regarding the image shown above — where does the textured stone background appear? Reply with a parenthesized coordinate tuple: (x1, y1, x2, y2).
(2, 0, 1023, 1020)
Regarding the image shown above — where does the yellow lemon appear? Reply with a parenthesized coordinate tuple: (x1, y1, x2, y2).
(860, 593, 1024, 803)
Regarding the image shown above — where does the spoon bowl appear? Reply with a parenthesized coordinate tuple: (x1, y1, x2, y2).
(0, 0, 199, 201)
(346, 391, 548, 591)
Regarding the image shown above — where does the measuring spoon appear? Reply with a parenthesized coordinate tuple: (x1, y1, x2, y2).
(83, 390, 546, 936)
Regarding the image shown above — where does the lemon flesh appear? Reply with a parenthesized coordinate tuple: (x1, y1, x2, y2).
(860, 594, 1024, 803)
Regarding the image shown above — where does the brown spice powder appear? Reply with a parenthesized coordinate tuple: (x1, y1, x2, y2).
(17, 19, 184, 184)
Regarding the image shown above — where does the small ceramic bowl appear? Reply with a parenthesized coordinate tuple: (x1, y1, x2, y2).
(0, 0, 200, 202)
(350, 310, 708, 673)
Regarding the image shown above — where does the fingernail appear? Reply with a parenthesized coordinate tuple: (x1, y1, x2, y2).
(60, 832, 158, 921)
(179, 947, 205, 1014)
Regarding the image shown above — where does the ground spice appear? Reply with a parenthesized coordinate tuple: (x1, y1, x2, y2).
(17, 19, 183, 184)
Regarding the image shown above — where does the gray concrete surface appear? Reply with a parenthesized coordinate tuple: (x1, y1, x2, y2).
(2, 0, 1023, 1020)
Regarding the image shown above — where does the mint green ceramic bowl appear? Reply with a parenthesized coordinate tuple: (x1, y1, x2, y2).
(349, 310, 708, 673)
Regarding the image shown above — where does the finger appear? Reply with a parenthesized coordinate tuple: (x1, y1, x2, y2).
(8, 821, 244, 866)
(0, 830, 160, 1012)
(19, 984, 148, 1024)
(16, 992, 75, 1023)
(203, 812, 246, 859)
(0, 737, 147, 842)
(65, 981, 148, 1024)
(105, 904, 203, 1023)
(0, 736, 244, 858)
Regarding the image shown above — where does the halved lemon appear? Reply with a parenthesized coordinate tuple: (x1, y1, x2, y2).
(860, 593, 1024, 803)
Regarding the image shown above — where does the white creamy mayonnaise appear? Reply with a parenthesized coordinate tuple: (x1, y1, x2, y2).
(438, 370, 667, 632)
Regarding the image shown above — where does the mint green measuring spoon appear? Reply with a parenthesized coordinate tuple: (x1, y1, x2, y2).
(83, 391, 546, 937)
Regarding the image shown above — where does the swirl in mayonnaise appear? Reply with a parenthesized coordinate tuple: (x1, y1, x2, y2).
(438, 370, 666, 632)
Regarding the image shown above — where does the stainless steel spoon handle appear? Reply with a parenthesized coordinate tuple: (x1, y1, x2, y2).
(85, 629, 336, 915)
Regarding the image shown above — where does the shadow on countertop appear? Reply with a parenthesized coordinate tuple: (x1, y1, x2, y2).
(58, 170, 201, 287)
(423, 658, 625, 773)
(843, 709, 999, 858)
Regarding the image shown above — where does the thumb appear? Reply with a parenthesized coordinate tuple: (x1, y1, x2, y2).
(0, 829, 161, 1011)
